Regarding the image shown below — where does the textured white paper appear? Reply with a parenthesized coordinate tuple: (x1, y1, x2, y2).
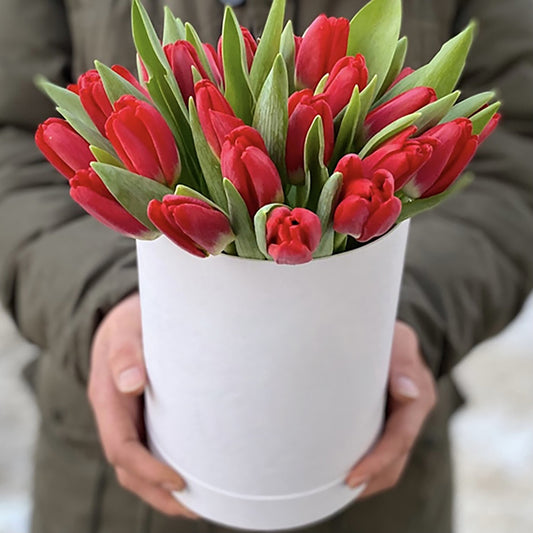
(137, 221, 410, 530)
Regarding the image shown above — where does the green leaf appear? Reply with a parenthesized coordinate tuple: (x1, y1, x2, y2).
(347, 0, 402, 93)
(377, 36, 408, 99)
(304, 116, 329, 210)
(353, 75, 378, 150)
(397, 172, 474, 223)
(91, 162, 171, 231)
(375, 20, 476, 106)
(413, 91, 460, 133)
(252, 55, 289, 184)
(223, 179, 265, 259)
(95, 61, 149, 105)
(90, 146, 124, 167)
(314, 74, 329, 95)
(440, 91, 495, 122)
(469, 101, 501, 135)
(36, 76, 114, 153)
(331, 86, 360, 166)
(249, 0, 286, 96)
(185, 23, 217, 82)
(163, 7, 186, 45)
(188, 99, 227, 209)
(221, 7, 255, 124)
(314, 172, 343, 258)
(253, 203, 286, 259)
(359, 112, 421, 158)
(280, 21, 296, 94)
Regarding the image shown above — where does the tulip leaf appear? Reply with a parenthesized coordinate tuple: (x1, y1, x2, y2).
(222, 7, 255, 124)
(91, 162, 172, 231)
(331, 86, 361, 167)
(353, 75, 378, 150)
(414, 91, 460, 133)
(185, 23, 217, 82)
(95, 61, 150, 105)
(398, 172, 474, 223)
(440, 91, 496, 123)
(468, 101, 501, 135)
(375, 20, 476, 106)
(253, 55, 289, 185)
(249, 0, 286, 97)
(36, 76, 114, 153)
(163, 7, 186, 44)
(223, 179, 265, 259)
(253, 203, 286, 259)
(314, 74, 329, 95)
(174, 184, 227, 213)
(377, 36, 408, 99)
(188, 99, 227, 209)
(304, 115, 329, 211)
(347, 0, 402, 93)
(90, 146, 124, 167)
(280, 21, 296, 94)
(314, 172, 343, 258)
(359, 111, 421, 158)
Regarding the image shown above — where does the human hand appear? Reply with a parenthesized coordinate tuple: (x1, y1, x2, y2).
(345, 321, 437, 497)
(88, 292, 199, 519)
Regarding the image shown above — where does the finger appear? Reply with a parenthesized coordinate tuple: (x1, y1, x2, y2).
(359, 455, 409, 498)
(108, 331, 146, 396)
(116, 468, 199, 519)
(345, 393, 429, 488)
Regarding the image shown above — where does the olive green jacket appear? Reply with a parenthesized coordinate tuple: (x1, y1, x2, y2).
(1, 1, 532, 532)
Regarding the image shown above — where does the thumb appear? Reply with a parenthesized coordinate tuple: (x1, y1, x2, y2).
(109, 337, 147, 395)
(389, 322, 421, 402)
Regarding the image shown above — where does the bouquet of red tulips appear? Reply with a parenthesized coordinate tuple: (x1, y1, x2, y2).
(36, 0, 499, 265)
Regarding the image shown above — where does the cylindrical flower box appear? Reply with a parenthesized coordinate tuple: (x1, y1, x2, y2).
(136, 221, 410, 530)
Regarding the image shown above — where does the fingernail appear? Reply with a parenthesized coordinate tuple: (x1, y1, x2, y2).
(346, 475, 367, 489)
(117, 367, 143, 393)
(395, 376, 420, 399)
(162, 481, 185, 493)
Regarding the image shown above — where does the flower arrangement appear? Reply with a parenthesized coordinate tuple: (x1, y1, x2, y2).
(35, 0, 500, 265)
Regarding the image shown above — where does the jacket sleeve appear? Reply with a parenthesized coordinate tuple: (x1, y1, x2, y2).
(0, 0, 138, 383)
(397, 0, 533, 376)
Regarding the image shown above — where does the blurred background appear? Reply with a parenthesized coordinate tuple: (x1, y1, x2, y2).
(1, 296, 532, 533)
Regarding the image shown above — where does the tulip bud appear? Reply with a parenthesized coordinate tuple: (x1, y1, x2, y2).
(148, 195, 235, 257)
(202, 43, 224, 87)
(362, 126, 436, 190)
(35, 118, 95, 179)
(403, 118, 478, 198)
(105, 95, 181, 187)
(69, 67, 148, 136)
(164, 40, 210, 103)
(218, 26, 257, 72)
(69, 168, 150, 237)
(220, 126, 284, 217)
(322, 55, 369, 117)
(295, 14, 349, 90)
(364, 87, 437, 138)
(195, 79, 244, 157)
(265, 206, 322, 265)
(478, 112, 501, 144)
(286, 90, 334, 185)
(333, 154, 401, 242)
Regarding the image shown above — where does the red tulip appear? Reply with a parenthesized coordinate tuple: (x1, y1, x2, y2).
(195, 79, 244, 157)
(218, 27, 257, 72)
(286, 90, 334, 185)
(403, 118, 478, 198)
(220, 126, 284, 217)
(322, 55, 369, 117)
(364, 87, 437, 138)
(69, 66, 148, 136)
(478, 112, 501, 144)
(69, 168, 150, 237)
(203, 43, 224, 87)
(333, 154, 401, 242)
(147, 195, 235, 257)
(362, 126, 436, 190)
(164, 41, 210, 103)
(105, 95, 181, 187)
(265, 206, 322, 265)
(295, 14, 350, 90)
(35, 118, 95, 179)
